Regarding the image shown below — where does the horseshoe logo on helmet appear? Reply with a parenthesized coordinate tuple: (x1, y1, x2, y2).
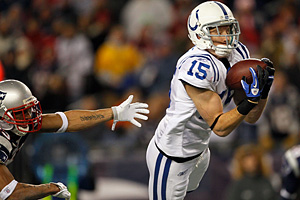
(188, 9, 199, 31)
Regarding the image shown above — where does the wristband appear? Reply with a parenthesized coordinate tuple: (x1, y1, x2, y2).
(111, 106, 118, 120)
(237, 99, 258, 115)
(0, 180, 18, 200)
(55, 112, 68, 133)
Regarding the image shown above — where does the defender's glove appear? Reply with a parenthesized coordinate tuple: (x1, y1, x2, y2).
(260, 58, 275, 99)
(111, 95, 149, 131)
(51, 182, 71, 200)
(238, 66, 268, 115)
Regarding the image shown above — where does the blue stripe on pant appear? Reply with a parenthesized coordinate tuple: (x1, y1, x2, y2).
(153, 153, 172, 200)
(153, 153, 163, 200)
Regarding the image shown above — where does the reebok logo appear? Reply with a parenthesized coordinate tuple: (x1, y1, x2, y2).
(177, 169, 188, 176)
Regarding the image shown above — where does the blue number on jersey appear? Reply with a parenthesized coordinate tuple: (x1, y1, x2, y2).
(187, 61, 210, 80)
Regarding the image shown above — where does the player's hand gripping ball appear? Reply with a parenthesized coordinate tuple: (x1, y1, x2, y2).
(225, 59, 267, 90)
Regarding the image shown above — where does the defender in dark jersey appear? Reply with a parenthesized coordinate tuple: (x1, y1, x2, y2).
(0, 79, 149, 200)
(281, 144, 300, 200)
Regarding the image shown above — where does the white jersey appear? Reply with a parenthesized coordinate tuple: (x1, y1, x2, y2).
(154, 42, 250, 158)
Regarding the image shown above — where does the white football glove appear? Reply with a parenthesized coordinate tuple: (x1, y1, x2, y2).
(51, 182, 71, 200)
(111, 95, 149, 131)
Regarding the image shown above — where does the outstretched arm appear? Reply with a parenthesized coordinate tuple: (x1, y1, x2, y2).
(0, 164, 70, 200)
(40, 95, 149, 133)
(41, 108, 113, 133)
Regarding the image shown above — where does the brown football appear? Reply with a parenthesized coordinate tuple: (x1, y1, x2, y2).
(225, 58, 267, 90)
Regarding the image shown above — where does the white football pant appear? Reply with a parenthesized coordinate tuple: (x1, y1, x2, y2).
(146, 138, 210, 200)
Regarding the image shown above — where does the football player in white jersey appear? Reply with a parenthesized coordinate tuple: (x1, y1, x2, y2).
(146, 1, 275, 200)
(0, 79, 149, 200)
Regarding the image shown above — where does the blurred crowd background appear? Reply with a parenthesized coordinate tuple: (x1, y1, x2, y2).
(0, 0, 299, 199)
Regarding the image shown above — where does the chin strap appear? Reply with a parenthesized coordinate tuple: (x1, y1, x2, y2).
(0, 120, 28, 137)
(0, 121, 13, 130)
(214, 45, 232, 57)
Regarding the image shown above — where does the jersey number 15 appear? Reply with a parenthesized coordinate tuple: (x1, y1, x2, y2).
(187, 61, 210, 80)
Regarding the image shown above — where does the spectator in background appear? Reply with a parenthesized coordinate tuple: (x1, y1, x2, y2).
(13, 34, 34, 83)
(137, 34, 177, 123)
(0, 15, 34, 86)
(226, 144, 276, 200)
(259, 23, 284, 68)
(284, 27, 300, 92)
(169, 0, 196, 54)
(0, 14, 33, 85)
(258, 70, 300, 177)
(260, 0, 300, 93)
(121, 0, 172, 42)
(93, 25, 144, 105)
(31, 41, 68, 113)
(268, 2, 297, 68)
(55, 17, 94, 104)
(134, 34, 178, 144)
(259, 70, 300, 152)
(5, 3, 23, 34)
(234, 0, 261, 54)
(0, 17, 16, 57)
(77, 0, 112, 52)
